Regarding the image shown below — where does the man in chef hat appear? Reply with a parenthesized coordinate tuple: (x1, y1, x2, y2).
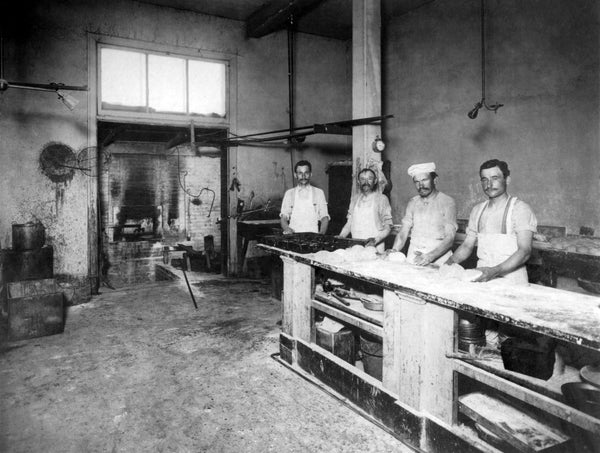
(390, 162, 458, 265)
(280, 160, 330, 235)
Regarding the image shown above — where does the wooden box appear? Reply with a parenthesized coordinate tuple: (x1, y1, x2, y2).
(1, 246, 53, 282)
(8, 292, 64, 341)
(316, 324, 355, 364)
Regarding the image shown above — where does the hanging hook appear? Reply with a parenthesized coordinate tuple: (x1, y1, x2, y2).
(199, 187, 216, 217)
(468, 0, 503, 119)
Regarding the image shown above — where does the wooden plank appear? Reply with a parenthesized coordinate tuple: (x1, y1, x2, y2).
(281, 257, 312, 343)
(8, 293, 64, 340)
(382, 289, 402, 396)
(454, 360, 600, 433)
(394, 290, 456, 424)
(313, 290, 383, 326)
(7, 279, 56, 299)
(420, 301, 456, 424)
(311, 300, 383, 337)
(396, 290, 427, 411)
(459, 392, 570, 453)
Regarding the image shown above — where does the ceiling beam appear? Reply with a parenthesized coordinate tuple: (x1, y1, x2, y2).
(246, 0, 325, 38)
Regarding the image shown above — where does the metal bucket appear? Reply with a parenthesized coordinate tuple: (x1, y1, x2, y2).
(360, 333, 383, 380)
(12, 222, 46, 251)
(458, 316, 486, 351)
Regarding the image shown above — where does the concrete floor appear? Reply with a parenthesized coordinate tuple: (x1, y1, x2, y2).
(0, 273, 412, 453)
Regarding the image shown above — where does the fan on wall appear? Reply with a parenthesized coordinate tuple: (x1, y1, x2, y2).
(0, 35, 88, 110)
(39, 143, 109, 181)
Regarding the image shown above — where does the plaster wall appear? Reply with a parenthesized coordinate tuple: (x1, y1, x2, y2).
(0, 0, 351, 297)
(383, 0, 600, 233)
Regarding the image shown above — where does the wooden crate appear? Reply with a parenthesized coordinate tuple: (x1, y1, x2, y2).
(8, 292, 64, 341)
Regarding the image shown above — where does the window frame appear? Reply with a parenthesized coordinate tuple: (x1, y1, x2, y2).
(96, 38, 233, 127)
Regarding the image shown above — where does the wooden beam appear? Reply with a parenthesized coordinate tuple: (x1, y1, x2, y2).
(166, 131, 189, 150)
(246, 0, 325, 38)
(99, 126, 124, 148)
(352, 0, 382, 168)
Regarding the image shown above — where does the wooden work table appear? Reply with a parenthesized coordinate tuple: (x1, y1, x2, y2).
(260, 244, 600, 453)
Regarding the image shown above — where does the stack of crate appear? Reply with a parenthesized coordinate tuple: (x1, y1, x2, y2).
(5, 279, 64, 340)
(1, 241, 64, 341)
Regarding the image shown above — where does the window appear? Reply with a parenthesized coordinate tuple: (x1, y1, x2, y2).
(99, 45, 228, 120)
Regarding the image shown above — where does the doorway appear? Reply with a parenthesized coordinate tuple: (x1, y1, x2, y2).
(96, 121, 227, 288)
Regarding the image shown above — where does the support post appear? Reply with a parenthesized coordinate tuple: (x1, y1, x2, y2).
(352, 0, 382, 169)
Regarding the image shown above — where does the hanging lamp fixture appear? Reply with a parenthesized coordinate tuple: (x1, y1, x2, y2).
(0, 35, 88, 110)
(467, 0, 503, 119)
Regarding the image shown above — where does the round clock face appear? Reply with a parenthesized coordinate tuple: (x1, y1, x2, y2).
(373, 138, 385, 152)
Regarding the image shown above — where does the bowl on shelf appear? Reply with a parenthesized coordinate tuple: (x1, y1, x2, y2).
(561, 382, 600, 418)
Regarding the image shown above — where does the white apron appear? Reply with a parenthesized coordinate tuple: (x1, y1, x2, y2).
(351, 195, 384, 252)
(289, 187, 319, 233)
(407, 202, 452, 265)
(475, 196, 528, 285)
(407, 236, 452, 265)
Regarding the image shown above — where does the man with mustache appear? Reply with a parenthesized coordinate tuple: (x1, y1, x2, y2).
(338, 167, 392, 252)
(446, 159, 537, 283)
(280, 160, 330, 234)
(390, 162, 457, 265)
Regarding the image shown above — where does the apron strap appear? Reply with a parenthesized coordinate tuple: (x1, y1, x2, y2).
(501, 196, 517, 234)
(290, 186, 315, 211)
(476, 197, 517, 234)
(475, 201, 489, 233)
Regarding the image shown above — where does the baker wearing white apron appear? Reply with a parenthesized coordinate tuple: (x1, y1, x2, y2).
(446, 159, 537, 284)
(474, 196, 528, 284)
(288, 186, 319, 233)
(338, 168, 393, 252)
(392, 162, 457, 265)
(350, 194, 386, 252)
(280, 160, 330, 234)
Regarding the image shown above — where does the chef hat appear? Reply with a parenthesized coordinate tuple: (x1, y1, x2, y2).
(407, 162, 436, 177)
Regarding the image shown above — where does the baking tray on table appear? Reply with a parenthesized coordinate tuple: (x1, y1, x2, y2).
(257, 233, 367, 254)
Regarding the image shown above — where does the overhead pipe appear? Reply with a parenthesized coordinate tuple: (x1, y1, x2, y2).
(287, 15, 296, 171)
(467, 0, 503, 119)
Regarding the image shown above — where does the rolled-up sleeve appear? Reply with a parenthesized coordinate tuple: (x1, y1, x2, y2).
(512, 201, 537, 233)
(401, 199, 415, 230)
(315, 188, 330, 220)
(379, 195, 393, 227)
(465, 204, 481, 240)
(443, 197, 458, 233)
(280, 189, 293, 220)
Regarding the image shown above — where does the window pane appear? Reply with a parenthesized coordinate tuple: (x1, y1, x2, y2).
(100, 48, 146, 109)
(148, 54, 186, 113)
(188, 60, 226, 117)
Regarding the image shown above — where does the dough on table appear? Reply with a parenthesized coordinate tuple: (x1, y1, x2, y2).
(387, 251, 407, 263)
(438, 263, 465, 279)
(461, 269, 483, 282)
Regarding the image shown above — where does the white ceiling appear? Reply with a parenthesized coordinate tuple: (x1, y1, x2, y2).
(136, 0, 433, 40)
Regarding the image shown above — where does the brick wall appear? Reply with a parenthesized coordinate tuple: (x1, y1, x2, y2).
(100, 143, 222, 287)
(101, 143, 221, 250)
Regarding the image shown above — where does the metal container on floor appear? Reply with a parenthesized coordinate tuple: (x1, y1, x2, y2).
(12, 222, 46, 251)
(360, 333, 383, 380)
(458, 316, 486, 351)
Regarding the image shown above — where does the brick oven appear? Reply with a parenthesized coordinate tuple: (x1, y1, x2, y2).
(98, 122, 225, 288)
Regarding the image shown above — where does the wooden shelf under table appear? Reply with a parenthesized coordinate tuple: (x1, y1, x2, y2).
(312, 291, 383, 337)
(453, 358, 600, 433)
